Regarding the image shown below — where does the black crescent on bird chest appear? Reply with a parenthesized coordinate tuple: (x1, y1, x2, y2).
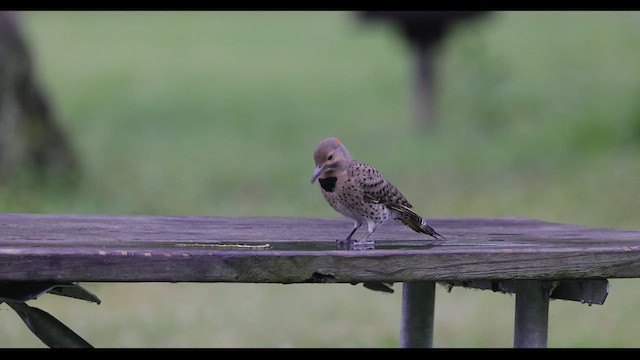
(319, 177, 337, 192)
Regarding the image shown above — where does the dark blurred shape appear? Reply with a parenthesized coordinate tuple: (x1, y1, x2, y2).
(0, 282, 99, 348)
(0, 11, 77, 183)
(359, 11, 490, 131)
(362, 281, 394, 293)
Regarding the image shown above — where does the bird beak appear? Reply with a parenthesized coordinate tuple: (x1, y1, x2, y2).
(310, 165, 325, 184)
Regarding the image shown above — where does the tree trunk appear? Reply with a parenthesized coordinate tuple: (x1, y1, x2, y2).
(0, 11, 76, 183)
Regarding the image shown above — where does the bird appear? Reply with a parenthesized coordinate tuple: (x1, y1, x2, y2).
(310, 137, 444, 245)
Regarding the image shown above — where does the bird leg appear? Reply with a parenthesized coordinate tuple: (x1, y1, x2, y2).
(340, 222, 376, 250)
(337, 221, 361, 244)
(357, 221, 377, 245)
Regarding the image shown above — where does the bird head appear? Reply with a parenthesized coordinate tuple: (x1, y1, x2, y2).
(311, 137, 352, 184)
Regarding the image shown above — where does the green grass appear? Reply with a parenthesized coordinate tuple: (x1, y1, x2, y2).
(1, 10, 640, 347)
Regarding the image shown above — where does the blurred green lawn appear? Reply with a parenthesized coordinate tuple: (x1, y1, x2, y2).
(1, 11, 640, 347)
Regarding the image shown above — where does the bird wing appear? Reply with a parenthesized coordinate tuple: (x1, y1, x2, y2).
(351, 160, 413, 209)
(352, 161, 445, 240)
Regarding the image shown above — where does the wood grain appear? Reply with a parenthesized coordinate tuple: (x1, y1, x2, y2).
(1, 214, 640, 282)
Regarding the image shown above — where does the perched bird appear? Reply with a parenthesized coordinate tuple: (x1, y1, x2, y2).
(310, 137, 444, 244)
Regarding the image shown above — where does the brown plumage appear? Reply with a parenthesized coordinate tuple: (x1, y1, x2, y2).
(311, 137, 444, 244)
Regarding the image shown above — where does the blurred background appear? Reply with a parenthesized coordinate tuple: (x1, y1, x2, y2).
(1, 10, 640, 347)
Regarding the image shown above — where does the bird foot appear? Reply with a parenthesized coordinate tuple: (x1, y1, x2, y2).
(335, 239, 375, 250)
(351, 240, 375, 250)
(335, 238, 351, 250)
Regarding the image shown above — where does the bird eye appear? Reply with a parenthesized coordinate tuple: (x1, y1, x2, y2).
(328, 154, 333, 161)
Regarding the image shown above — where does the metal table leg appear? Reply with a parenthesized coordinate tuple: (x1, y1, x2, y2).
(514, 280, 549, 348)
(400, 281, 435, 348)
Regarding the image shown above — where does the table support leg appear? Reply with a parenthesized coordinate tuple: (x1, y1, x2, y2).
(514, 280, 549, 348)
(400, 281, 435, 348)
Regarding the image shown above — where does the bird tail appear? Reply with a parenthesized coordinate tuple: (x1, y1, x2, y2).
(388, 203, 445, 240)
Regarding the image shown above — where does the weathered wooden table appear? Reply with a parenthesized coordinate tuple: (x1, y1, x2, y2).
(1, 214, 639, 348)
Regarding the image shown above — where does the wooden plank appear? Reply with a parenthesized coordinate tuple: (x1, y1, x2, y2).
(400, 281, 435, 348)
(0, 214, 640, 282)
(445, 279, 609, 305)
(551, 280, 609, 305)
